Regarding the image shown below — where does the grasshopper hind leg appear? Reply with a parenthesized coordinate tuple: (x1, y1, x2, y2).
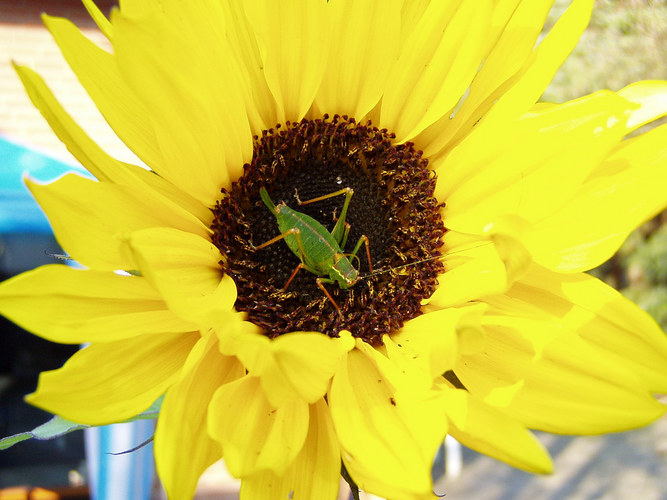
(284, 270, 344, 319)
(316, 277, 343, 318)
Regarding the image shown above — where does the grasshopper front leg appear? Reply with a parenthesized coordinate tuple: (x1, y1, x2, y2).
(316, 277, 343, 318)
(347, 235, 373, 273)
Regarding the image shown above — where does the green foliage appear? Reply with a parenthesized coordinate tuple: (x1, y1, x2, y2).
(542, 0, 667, 141)
(621, 224, 667, 329)
(544, 1, 667, 332)
(588, 218, 667, 330)
(0, 395, 163, 451)
(0, 415, 87, 450)
(543, 0, 667, 102)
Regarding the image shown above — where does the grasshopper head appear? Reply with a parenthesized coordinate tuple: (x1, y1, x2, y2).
(331, 254, 359, 289)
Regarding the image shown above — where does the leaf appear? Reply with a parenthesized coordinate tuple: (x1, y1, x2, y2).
(130, 394, 164, 420)
(0, 395, 163, 450)
(0, 415, 86, 450)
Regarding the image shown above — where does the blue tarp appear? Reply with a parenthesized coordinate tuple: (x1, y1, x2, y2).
(0, 134, 156, 499)
(0, 135, 91, 234)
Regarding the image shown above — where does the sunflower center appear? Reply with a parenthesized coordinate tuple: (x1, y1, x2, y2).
(210, 115, 445, 345)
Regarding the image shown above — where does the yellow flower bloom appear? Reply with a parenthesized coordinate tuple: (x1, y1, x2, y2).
(1, 0, 667, 499)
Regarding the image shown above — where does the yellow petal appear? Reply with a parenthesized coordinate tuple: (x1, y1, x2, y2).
(240, 468, 292, 500)
(452, 0, 594, 153)
(125, 227, 234, 324)
(618, 80, 667, 131)
(288, 398, 341, 500)
(26, 174, 208, 271)
(415, 0, 554, 156)
(81, 0, 112, 39)
(216, 325, 354, 407)
(111, 9, 252, 204)
(381, 0, 492, 142)
(437, 381, 553, 473)
(219, 0, 280, 133)
(214, 316, 272, 368)
(526, 123, 667, 272)
(456, 309, 666, 434)
(42, 15, 161, 169)
(118, 0, 162, 18)
(314, 0, 401, 119)
(240, 398, 340, 500)
(0, 265, 194, 344)
(244, 0, 329, 123)
(258, 331, 355, 406)
(329, 348, 445, 500)
(13, 63, 211, 225)
(156, 332, 244, 500)
(507, 265, 667, 393)
(153, 0, 257, 161)
(208, 375, 309, 477)
(428, 231, 516, 308)
(484, 218, 534, 285)
(439, 90, 632, 234)
(26, 332, 199, 425)
(390, 304, 486, 380)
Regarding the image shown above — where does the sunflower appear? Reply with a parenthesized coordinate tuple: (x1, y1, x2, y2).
(2, 0, 667, 498)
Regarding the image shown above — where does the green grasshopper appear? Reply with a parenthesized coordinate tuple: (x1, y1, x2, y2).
(252, 186, 373, 317)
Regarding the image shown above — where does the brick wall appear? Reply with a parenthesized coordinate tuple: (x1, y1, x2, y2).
(0, 0, 141, 165)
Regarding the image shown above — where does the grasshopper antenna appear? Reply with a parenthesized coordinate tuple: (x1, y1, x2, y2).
(359, 242, 493, 280)
(44, 251, 73, 262)
(108, 435, 154, 455)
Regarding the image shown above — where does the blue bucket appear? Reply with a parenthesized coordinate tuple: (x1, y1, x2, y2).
(1, 135, 156, 499)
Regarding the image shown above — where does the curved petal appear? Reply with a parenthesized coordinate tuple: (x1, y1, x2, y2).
(13, 63, 212, 225)
(208, 375, 309, 478)
(526, 123, 667, 272)
(438, 90, 633, 234)
(81, 0, 112, 39)
(0, 265, 194, 344)
(26, 332, 199, 425)
(390, 304, 486, 380)
(111, 8, 252, 204)
(436, 0, 594, 159)
(502, 265, 667, 393)
(125, 227, 234, 324)
(329, 346, 446, 500)
(415, 0, 554, 156)
(428, 230, 529, 308)
(437, 381, 553, 473)
(244, 0, 330, 123)
(42, 15, 162, 169)
(287, 398, 341, 500)
(381, 0, 493, 142)
(455, 306, 666, 434)
(618, 80, 667, 131)
(216, 325, 355, 407)
(27, 174, 209, 271)
(156, 332, 244, 500)
(256, 331, 355, 406)
(240, 398, 340, 500)
(314, 0, 401, 120)
(219, 0, 280, 133)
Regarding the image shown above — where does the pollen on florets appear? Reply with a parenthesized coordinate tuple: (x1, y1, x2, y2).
(210, 115, 445, 345)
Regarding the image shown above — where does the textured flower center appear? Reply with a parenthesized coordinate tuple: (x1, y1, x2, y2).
(211, 115, 445, 344)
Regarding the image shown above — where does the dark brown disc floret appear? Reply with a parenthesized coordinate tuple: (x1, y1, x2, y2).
(210, 115, 445, 345)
